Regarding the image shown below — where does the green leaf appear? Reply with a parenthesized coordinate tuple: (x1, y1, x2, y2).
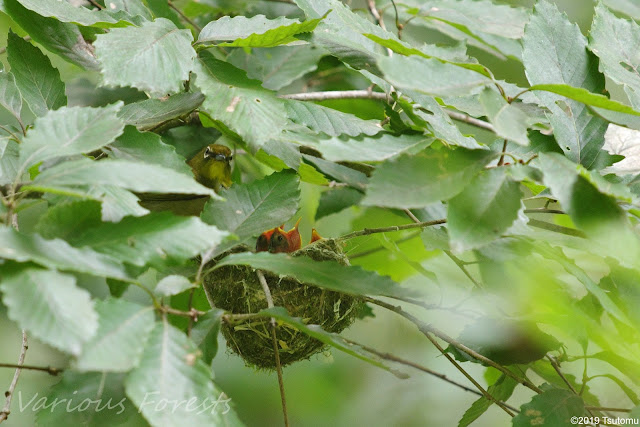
(108, 0, 153, 21)
(117, 92, 204, 131)
(24, 158, 217, 198)
(0, 71, 23, 128)
(107, 126, 192, 175)
(154, 275, 196, 297)
(20, 103, 125, 169)
(0, 226, 129, 280)
(522, 0, 608, 167)
(214, 250, 418, 299)
(94, 18, 196, 96)
(201, 170, 300, 246)
(191, 308, 225, 366)
(71, 213, 228, 267)
(448, 168, 523, 253)
(458, 374, 517, 427)
(364, 33, 470, 62)
(316, 187, 363, 220)
(125, 319, 241, 426)
(529, 84, 640, 116)
(0, 139, 19, 185)
(227, 45, 324, 91)
(601, 0, 640, 19)
(261, 306, 408, 378)
(0, 268, 98, 355)
(284, 99, 383, 137)
(591, 351, 640, 386)
(479, 87, 531, 146)
(198, 14, 324, 47)
(512, 387, 585, 427)
(15, 0, 138, 27)
(6, 31, 66, 117)
(363, 149, 494, 208)
(34, 199, 102, 241)
(307, 133, 432, 162)
(4, 0, 100, 70)
(194, 54, 287, 151)
(75, 299, 155, 372)
(378, 55, 491, 97)
(301, 154, 368, 191)
(90, 185, 150, 222)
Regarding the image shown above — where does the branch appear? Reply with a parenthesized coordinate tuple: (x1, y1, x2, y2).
(338, 219, 446, 241)
(167, 0, 201, 32)
(348, 231, 422, 259)
(0, 331, 28, 424)
(444, 250, 484, 290)
(158, 305, 205, 319)
(527, 219, 586, 238)
(0, 363, 61, 376)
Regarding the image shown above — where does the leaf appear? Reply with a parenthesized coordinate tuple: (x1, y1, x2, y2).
(107, 126, 192, 175)
(522, 0, 608, 167)
(154, 275, 196, 297)
(601, 0, 640, 19)
(458, 374, 517, 427)
(302, 154, 368, 191)
(0, 226, 129, 280)
(117, 92, 204, 131)
(364, 33, 470, 62)
(16, 0, 138, 28)
(4, 0, 100, 71)
(227, 45, 324, 91)
(0, 71, 23, 128)
(106, 0, 153, 21)
(479, 87, 531, 146)
(201, 170, 300, 247)
(191, 308, 225, 366)
(307, 133, 432, 162)
(124, 319, 241, 426)
(0, 268, 98, 355)
(194, 54, 287, 151)
(316, 187, 363, 220)
(24, 158, 217, 198)
(71, 213, 228, 267)
(448, 168, 523, 253)
(261, 307, 407, 378)
(91, 185, 150, 222)
(75, 299, 155, 372)
(591, 351, 640, 385)
(20, 103, 125, 169)
(512, 387, 585, 427)
(214, 250, 418, 299)
(0, 139, 19, 185)
(197, 14, 324, 47)
(34, 199, 102, 241)
(378, 55, 491, 97)
(6, 31, 67, 117)
(529, 84, 640, 116)
(363, 149, 495, 208)
(284, 99, 383, 137)
(94, 18, 196, 96)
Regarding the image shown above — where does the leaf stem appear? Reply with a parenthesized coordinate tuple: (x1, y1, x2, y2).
(168, 0, 201, 32)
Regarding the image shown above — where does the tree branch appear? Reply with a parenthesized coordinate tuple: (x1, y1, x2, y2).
(0, 363, 61, 376)
(0, 331, 28, 424)
(338, 219, 446, 241)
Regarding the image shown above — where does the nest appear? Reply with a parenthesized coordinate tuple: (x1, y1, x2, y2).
(203, 239, 362, 369)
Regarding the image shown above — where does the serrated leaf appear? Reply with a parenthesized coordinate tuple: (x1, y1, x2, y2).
(364, 33, 470, 62)
(107, 0, 153, 21)
(0, 71, 23, 128)
(378, 55, 490, 97)
(117, 92, 204, 131)
(479, 87, 531, 146)
(0, 226, 129, 280)
(4, 0, 100, 70)
(214, 250, 418, 299)
(261, 307, 407, 378)
(458, 374, 517, 427)
(601, 0, 640, 19)
(75, 299, 155, 372)
(0, 268, 98, 355)
(0, 139, 19, 186)
(94, 18, 196, 96)
(523, 0, 608, 167)
(316, 187, 363, 220)
(512, 388, 584, 427)
(363, 149, 495, 208)
(16, 0, 138, 28)
(34, 199, 102, 241)
(154, 274, 195, 297)
(20, 103, 125, 169)
(448, 168, 523, 253)
(201, 170, 300, 246)
(195, 54, 287, 151)
(227, 45, 324, 91)
(302, 154, 368, 191)
(91, 185, 150, 222)
(6, 31, 67, 117)
(107, 126, 192, 175)
(24, 158, 217, 198)
(198, 14, 324, 47)
(530, 84, 640, 116)
(71, 213, 228, 267)
(125, 319, 242, 426)
(308, 133, 432, 162)
(191, 308, 225, 366)
(284, 99, 382, 137)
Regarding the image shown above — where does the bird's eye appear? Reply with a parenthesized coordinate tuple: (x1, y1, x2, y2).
(276, 235, 284, 242)
(228, 155, 233, 161)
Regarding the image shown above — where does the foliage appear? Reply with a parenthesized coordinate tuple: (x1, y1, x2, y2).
(0, 0, 639, 426)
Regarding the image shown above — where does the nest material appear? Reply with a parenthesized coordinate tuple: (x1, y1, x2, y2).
(203, 239, 362, 369)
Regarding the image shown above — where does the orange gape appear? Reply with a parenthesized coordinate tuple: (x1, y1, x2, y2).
(269, 219, 301, 253)
(255, 224, 284, 252)
(309, 228, 323, 244)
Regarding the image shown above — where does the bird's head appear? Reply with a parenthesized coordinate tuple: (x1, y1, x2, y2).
(268, 219, 301, 253)
(188, 144, 233, 192)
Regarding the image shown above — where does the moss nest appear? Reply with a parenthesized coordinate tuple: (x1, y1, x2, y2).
(203, 239, 362, 369)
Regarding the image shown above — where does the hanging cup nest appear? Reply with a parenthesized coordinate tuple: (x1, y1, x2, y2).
(203, 238, 362, 369)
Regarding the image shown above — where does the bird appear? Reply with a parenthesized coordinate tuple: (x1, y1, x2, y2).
(256, 224, 284, 252)
(137, 144, 233, 216)
(268, 219, 301, 253)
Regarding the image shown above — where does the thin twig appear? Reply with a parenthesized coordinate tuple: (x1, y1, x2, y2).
(87, 0, 104, 9)
(0, 363, 61, 376)
(338, 219, 447, 241)
(444, 250, 484, 290)
(256, 270, 289, 427)
(348, 231, 422, 259)
(168, 0, 201, 32)
(159, 305, 205, 319)
(547, 356, 596, 418)
(527, 219, 586, 238)
(187, 289, 196, 337)
(366, 297, 544, 395)
(442, 110, 496, 133)
(584, 406, 632, 413)
(497, 139, 508, 166)
(523, 208, 565, 215)
(366, 0, 393, 56)
(0, 331, 28, 423)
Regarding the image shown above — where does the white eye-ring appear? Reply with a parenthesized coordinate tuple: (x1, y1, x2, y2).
(204, 146, 212, 158)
